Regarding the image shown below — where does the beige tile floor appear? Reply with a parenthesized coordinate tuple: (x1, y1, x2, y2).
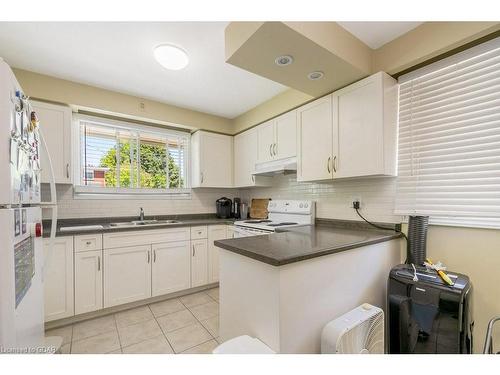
(46, 287, 221, 354)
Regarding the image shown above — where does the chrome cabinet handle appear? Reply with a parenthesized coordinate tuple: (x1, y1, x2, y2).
(333, 156, 337, 173)
(251, 175, 255, 183)
(66, 163, 70, 178)
(273, 143, 277, 156)
(269, 144, 273, 157)
(153, 250, 156, 263)
(97, 256, 101, 271)
(192, 244, 195, 256)
(327, 156, 331, 173)
(147, 251, 150, 264)
(200, 172, 204, 184)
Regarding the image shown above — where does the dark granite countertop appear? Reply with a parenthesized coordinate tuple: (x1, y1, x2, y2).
(43, 214, 235, 238)
(214, 220, 403, 266)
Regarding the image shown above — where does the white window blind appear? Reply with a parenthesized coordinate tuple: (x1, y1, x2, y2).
(395, 37, 500, 229)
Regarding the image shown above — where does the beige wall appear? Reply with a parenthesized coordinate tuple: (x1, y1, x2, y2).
(13, 68, 233, 134)
(373, 22, 500, 75)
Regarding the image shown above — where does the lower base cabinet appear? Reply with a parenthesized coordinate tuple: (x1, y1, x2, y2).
(208, 225, 227, 283)
(152, 241, 191, 297)
(74, 250, 103, 315)
(43, 237, 74, 322)
(191, 239, 208, 288)
(104, 245, 152, 308)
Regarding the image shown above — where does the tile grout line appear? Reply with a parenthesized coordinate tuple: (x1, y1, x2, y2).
(112, 314, 123, 353)
(147, 304, 175, 354)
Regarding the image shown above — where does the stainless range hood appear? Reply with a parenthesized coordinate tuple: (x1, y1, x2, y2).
(252, 156, 297, 177)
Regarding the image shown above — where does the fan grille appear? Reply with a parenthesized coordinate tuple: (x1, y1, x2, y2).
(336, 312, 384, 354)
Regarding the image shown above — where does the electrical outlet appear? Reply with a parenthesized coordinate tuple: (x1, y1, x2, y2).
(351, 196, 361, 209)
(139, 101, 146, 112)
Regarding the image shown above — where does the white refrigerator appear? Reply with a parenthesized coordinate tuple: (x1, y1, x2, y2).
(0, 58, 58, 353)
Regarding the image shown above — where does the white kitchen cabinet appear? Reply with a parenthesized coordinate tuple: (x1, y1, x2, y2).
(152, 241, 191, 297)
(208, 225, 227, 283)
(297, 72, 398, 182)
(297, 95, 334, 182)
(257, 110, 297, 163)
(333, 72, 398, 178)
(32, 100, 73, 184)
(43, 237, 74, 322)
(74, 250, 103, 315)
(191, 239, 208, 288)
(191, 131, 233, 188)
(234, 128, 272, 188)
(104, 245, 152, 308)
(257, 120, 275, 163)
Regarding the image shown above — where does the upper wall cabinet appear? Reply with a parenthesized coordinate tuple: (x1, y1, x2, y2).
(257, 110, 297, 163)
(297, 95, 334, 182)
(333, 72, 398, 179)
(191, 131, 233, 188)
(233, 128, 272, 188)
(297, 72, 398, 182)
(32, 101, 73, 184)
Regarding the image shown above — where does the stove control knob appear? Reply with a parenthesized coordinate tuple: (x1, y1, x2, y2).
(299, 203, 303, 208)
(305, 203, 309, 208)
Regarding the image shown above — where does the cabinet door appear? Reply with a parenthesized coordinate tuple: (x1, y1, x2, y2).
(191, 239, 208, 288)
(33, 101, 72, 184)
(334, 74, 384, 178)
(234, 129, 257, 187)
(152, 241, 191, 297)
(196, 132, 233, 188)
(257, 120, 275, 163)
(43, 237, 74, 321)
(275, 110, 297, 160)
(75, 250, 103, 315)
(104, 245, 151, 308)
(208, 225, 227, 283)
(297, 95, 334, 182)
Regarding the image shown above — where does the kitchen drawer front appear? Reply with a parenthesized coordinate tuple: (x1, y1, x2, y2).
(190, 225, 208, 239)
(103, 227, 190, 249)
(74, 234, 103, 253)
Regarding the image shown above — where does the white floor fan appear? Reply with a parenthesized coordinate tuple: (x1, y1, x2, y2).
(321, 303, 385, 354)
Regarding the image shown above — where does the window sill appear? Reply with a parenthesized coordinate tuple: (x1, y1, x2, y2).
(73, 186, 192, 200)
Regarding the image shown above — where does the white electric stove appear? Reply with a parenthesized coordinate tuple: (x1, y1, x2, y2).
(229, 200, 315, 238)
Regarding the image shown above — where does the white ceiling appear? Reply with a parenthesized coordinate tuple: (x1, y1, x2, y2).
(0, 22, 287, 119)
(337, 22, 423, 49)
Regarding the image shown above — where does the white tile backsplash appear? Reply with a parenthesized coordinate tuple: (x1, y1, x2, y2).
(239, 175, 402, 223)
(43, 175, 402, 223)
(42, 184, 237, 219)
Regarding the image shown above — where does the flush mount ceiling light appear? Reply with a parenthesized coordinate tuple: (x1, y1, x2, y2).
(153, 44, 189, 70)
(275, 55, 294, 66)
(308, 71, 324, 80)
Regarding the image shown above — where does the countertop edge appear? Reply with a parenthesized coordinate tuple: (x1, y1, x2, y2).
(214, 232, 402, 267)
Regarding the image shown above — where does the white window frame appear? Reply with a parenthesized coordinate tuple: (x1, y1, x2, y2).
(395, 37, 500, 229)
(73, 114, 191, 199)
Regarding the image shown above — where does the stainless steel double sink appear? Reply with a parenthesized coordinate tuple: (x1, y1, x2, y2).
(109, 219, 181, 227)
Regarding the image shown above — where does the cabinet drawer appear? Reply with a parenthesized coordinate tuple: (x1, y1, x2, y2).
(103, 227, 190, 249)
(74, 234, 103, 253)
(191, 226, 208, 239)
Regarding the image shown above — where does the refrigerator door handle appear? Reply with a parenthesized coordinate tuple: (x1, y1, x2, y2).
(39, 128, 58, 280)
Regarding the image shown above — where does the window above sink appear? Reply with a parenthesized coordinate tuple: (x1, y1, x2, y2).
(73, 114, 191, 198)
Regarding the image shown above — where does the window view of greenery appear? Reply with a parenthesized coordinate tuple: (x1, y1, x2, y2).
(81, 123, 186, 190)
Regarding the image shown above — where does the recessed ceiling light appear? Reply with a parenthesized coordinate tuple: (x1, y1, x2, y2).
(153, 44, 189, 70)
(275, 55, 294, 66)
(308, 71, 324, 80)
